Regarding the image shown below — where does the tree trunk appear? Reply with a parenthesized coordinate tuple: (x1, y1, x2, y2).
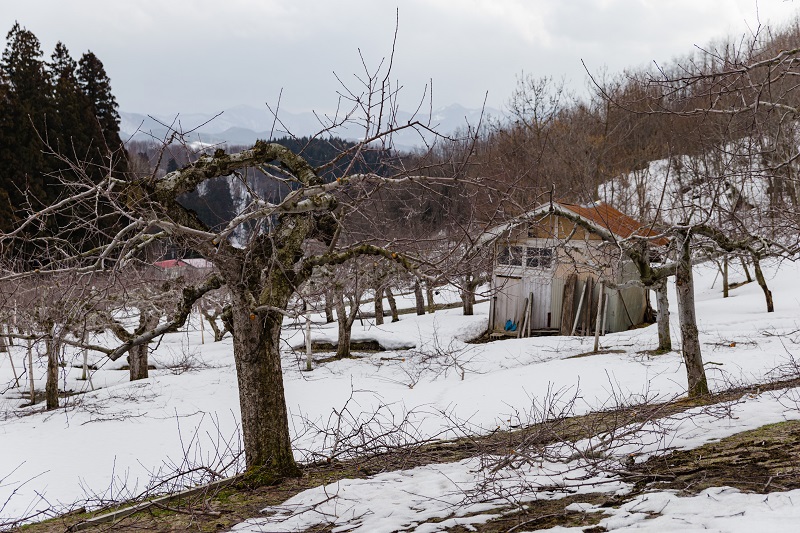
(655, 279, 672, 352)
(334, 290, 355, 359)
(751, 254, 774, 313)
(414, 281, 425, 316)
(374, 286, 385, 325)
(202, 309, 226, 342)
(462, 274, 479, 316)
(425, 283, 436, 313)
(129, 312, 159, 381)
(741, 257, 753, 283)
(386, 287, 399, 322)
(462, 288, 474, 316)
(128, 344, 149, 381)
(230, 304, 300, 478)
(675, 230, 709, 397)
(45, 334, 60, 410)
(336, 317, 352, 359)
(324, 291, 335, 323)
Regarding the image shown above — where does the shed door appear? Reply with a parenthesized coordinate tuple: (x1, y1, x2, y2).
(494, 275, 524, 329)
(525, 277, 553, 330)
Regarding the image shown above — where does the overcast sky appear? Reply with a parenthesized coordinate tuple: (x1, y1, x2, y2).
(2, 1, 798, 116)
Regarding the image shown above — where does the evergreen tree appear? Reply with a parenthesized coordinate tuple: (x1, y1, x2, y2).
(48, 42, 100, 163)
(0, 22, 53, 228)
(77, 51, 126, 169)
(0, 25, 128, 249)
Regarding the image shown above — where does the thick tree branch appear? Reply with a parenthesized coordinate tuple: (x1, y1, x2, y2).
(106, 274, 224, 361)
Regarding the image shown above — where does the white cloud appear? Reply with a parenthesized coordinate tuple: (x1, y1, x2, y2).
(0, 0, 797, 115)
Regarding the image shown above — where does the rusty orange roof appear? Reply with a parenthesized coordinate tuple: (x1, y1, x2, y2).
(557, 201, 669, 246)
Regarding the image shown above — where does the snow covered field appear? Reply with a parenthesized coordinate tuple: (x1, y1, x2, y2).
(2, 258, 800, 530)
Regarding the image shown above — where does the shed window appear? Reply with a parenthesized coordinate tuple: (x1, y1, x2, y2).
(526, 247, 553, 269)
(498, 245, 523, 266)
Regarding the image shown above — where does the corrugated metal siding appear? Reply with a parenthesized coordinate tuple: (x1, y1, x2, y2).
(605, 289, 625, 333)
(493, 275, 524, 329)
(604, 286, 647, 333)
(525, 277, 552, 329)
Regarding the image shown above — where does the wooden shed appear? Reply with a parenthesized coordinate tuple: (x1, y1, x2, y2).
(486, 201, 660, 337)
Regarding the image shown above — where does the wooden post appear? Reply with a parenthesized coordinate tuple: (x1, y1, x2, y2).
(571, 280, 587, 336)
(83, 350, 94, 390)
(527, 292, 533, 337)
(305, 303, 313, 372)
(593, 282, 605, 352)
(722, 256, 729, 298)
(488, 294, 496, 332)
(560, 274, 577, 335)
(5, 329, 19, 388)
(199, 302, 205, 344)
(27, 338, 35, 404)
(582, 278, 594, 336)
(81, 340, 89, 381)
(517, 297, 528, 338)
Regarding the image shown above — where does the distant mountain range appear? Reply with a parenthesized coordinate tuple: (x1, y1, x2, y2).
(120, 103, 502, 150)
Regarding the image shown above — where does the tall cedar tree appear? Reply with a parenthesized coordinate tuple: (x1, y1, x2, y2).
(0, 23, 53, 230)
(77, 51, 127, 174)
(0, 24, 127, 242)
(49, 42, 102, 169)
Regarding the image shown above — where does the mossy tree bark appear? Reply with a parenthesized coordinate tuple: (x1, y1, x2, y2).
(227, 290, 299, 476)
(675, 230, 709, 397)
(655, 279, 672, 352)
(45, 333, 60, 410)
(128, 311, 159, 381)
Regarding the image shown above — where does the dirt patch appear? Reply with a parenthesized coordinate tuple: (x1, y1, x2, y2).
(311, 340, 384, 352)
(440, 494, 609, 533)
(627, 419, 800, 495)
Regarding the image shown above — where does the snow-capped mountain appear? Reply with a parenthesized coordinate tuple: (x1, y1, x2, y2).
(120, 103, 502, 150)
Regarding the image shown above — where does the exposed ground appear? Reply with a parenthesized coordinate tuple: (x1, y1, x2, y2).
(14, 376, 800, 533)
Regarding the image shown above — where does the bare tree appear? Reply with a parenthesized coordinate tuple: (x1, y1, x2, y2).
(331, 260, 368, 360)
(0, 53, 481, 481)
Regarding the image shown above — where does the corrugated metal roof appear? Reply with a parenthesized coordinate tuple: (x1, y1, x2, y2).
(480, 201, 669, 247)
(557, 201, 668, 245)
(154, 258, 213, 269)
(154, 259, 188, 269)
